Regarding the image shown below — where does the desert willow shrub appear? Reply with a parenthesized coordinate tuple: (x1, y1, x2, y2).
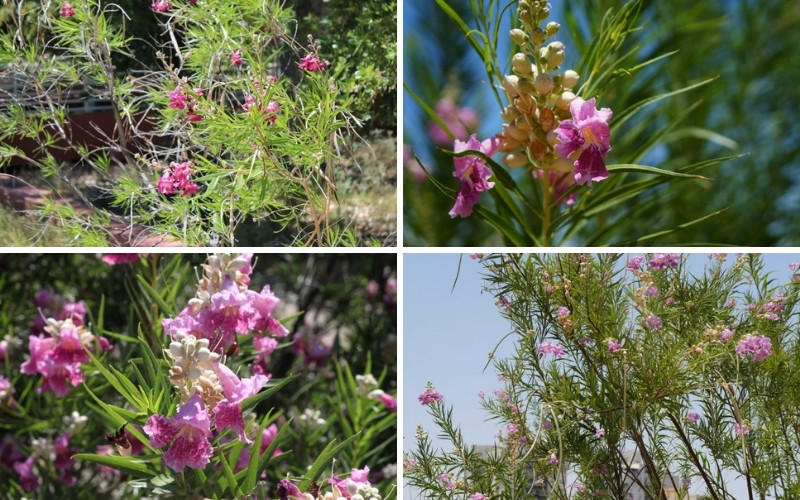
(0, 0, 360, 246)
(405, 0, 741, 246)
(406, 254, 800, 499)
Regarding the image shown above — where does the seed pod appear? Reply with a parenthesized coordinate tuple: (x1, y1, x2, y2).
(514, 94, 537, 115)
(539, 107, 555, 132)
(529, 139, 547, 162)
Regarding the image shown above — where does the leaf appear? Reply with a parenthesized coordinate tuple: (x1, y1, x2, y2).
(611, 76, 718, 130)
(241, 376, 292, 412)
(297, 433, 362, 491)
(72, 453, 157, 478)
(606, 164, 709, 180)
(613, 208, 728, 245)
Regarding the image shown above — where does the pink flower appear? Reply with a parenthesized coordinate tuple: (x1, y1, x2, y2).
(59, 3, 75, 17)
(648, 254, 681, 270)
(157, 161, 199, 196)
(539, 341, 565, 358)
(542, 421, 553, 430)
(298, 52, 331, 72)
(230, 49, 243, 66)
(554, 97, 613, 185)
(626, 256, 644, 271)
(369, 390, 397, 412)
(557, 306, 570, 316)
(169, 87, 187, 109)
(719, 328, 734, 342)
(506, 423, 519, 435)
(733, 423, 749, 436)
(427, 97, 478, 146)
(101, 254, 141, 265)
(646, 315, 662, 330)
(645, 285, 660, 297)
(418, 385, 443, 405)
(471, 494, 488, 500)
(449, 134, 501, 218)
(144, 393, 213, 471)
(330, 466, 372, 496)
(277, 479, 306, 499)
(595, 428, 605, 438)
(687, 412, 700, 424)
(13, 455, 40, 491)
(151, 0, 170, 12)
(213, 361, 269, 443)
(735, 334, 772, 362)
(608, 339, 621, 353)
(549, 453, 559, 465)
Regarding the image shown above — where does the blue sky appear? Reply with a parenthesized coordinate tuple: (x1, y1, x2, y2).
(403, 253, 799, 499)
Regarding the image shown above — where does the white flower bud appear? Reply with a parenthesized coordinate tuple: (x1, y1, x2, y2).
(562, 70, 580, 89)
(545, 21, 560, 37)
(556, 91, 576, 110)
(509, 28, 528, 46)
(504, 152, 529, 168)
(534, 73, 554, 94)
(504, 123, 528, 141)
(512, 53, 532, 75)
(502, 75, 521, 99)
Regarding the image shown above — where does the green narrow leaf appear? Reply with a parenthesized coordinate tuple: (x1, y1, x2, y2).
(611, 76, 718, 130)
(241, 376, 292, 412)
(605, 164, 709, 180)
(73, 453, 157, 478)
(218, 447, 243, 498)
(297, 433, 362, 491)
(613, 208, 728, 245)
(135, 274, 174, 316)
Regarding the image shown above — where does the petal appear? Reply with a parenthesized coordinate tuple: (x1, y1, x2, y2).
(144, 414, 177, 449)
(214, 400, 248, 443)
(163, 434, 213, 471)
(554, 121, 583, 159)
(573, 146, 610, 186)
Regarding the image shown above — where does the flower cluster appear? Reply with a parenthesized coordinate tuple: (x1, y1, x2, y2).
(59, 3, 75, 17)
(243, 95, 281, 123)
(21, 317, 111, 396)
(230, 49, 243, 67)
(298, 52, 331, 72)
(151, 0, 170, 13)
(277, 466, 383, 500)
(144, 254, 288, 471)
(157, 160, 200, 196)
(418, 382, 443, 406)
(735, 334, 772, 362)
(496, 2, 612, 190)
(168, 82, 203, 122)
(538, 341, 565, 358)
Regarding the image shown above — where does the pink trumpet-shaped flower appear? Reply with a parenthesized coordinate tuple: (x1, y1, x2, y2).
(554, 97, 612, 185)
(449, 134, 501, 218)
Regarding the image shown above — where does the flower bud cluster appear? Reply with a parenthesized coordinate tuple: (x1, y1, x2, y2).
(497, 3, 581, 173)
(166, 332, 224, 404)
(190, 253, 253, 312)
